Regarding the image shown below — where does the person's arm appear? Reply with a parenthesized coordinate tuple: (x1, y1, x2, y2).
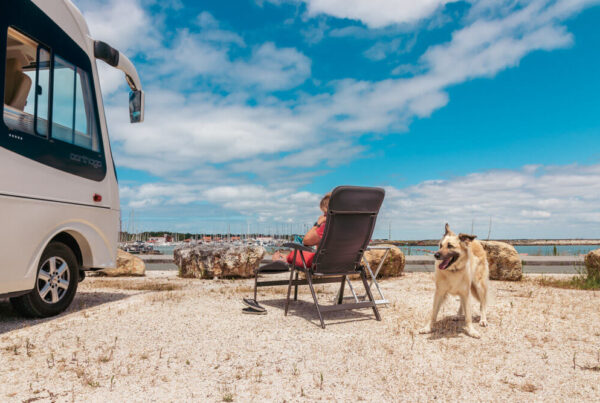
(303, 215, 326, 246)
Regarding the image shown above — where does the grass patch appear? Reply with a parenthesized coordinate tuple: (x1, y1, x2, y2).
(89, 279, 184, 292)
(536, 274, 600, 290)
(536, 262, 600, 290)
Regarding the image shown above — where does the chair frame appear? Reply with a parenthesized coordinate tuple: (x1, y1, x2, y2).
(282, 245, 381, 329)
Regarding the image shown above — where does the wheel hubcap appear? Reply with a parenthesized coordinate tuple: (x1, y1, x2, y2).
(37, 257, 70, 304)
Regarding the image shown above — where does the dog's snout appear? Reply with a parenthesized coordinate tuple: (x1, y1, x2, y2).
(434, 252, 441, 259)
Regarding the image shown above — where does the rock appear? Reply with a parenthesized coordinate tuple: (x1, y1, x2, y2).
(363, 245, 405, 278)
(174, 244, 266, 279)
(584, 249, 600, 278)
(480, 241, 522, 281)
(97, 249, 146, 277)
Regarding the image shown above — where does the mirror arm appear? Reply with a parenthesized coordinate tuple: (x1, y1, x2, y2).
(93, 40, 142, 92)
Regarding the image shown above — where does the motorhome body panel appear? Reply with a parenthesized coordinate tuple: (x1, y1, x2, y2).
(0, 193, 118, 294)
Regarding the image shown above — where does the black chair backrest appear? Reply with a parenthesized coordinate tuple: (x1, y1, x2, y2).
(312, 186, 385, 275)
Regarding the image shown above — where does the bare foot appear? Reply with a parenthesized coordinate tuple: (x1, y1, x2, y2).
(272, 251, 286, 262)
(419, 324, 433, 334)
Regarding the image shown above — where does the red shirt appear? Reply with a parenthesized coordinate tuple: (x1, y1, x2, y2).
(286, 222, 325, 268)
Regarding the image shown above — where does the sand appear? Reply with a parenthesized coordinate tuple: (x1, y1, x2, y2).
(1, 271, 599, 402)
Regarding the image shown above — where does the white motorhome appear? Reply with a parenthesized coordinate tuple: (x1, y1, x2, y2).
(1, 0, 144, 317)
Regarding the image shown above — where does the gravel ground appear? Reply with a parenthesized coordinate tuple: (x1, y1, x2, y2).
(1, 271, 599, 402)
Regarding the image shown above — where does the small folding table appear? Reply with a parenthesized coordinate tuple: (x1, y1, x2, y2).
(337, 245, 391, 305)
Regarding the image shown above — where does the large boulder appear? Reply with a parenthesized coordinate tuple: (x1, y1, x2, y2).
(97, 249, 146, 277)
(174, 244, 266, 279)
(480, 241, 522, 281)
(363, 245, 405, 278)
(584, 249, 600, 278)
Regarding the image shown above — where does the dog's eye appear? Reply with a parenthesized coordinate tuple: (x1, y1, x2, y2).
(447, 244, 454, 249)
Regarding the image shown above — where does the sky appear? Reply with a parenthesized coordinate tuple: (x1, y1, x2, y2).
(73, 0, 600, 239)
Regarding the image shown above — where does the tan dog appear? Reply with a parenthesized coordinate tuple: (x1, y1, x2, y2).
(419, 223, 490, 338)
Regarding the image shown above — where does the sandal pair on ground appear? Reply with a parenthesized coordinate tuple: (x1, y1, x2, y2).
(242, 298, 266, 315)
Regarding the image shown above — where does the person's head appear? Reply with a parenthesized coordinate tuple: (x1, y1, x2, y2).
(320, 192, 331, 214)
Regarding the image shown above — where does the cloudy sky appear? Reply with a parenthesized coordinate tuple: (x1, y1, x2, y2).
(74, 0, 600, 239)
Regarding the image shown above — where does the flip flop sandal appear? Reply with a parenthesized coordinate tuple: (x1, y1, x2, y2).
(242, 307, 267, 315)
(243, 298, 266, 312)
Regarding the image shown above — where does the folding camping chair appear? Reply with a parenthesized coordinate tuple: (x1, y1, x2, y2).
(254, 186, 385, 328)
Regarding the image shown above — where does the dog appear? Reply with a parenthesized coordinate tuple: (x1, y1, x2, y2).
(419, 223, 490, 338)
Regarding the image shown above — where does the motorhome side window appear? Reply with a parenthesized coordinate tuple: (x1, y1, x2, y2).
(3, 27, 99, 152)
(51, 57, 99, 151)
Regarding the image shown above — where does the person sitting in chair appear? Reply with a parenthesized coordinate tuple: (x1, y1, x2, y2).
(285, 192, 330, 267)
(244, 192, 330, 314)
(270, 192, 330, 264)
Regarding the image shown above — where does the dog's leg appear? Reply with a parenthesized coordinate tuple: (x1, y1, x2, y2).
(460, 292, 480, 338)
(475, 281, 488, 327)
(453, 298, 464, 321)
(419, 290, 446, 334)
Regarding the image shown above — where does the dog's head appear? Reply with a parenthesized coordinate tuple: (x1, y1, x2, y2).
(434, 223, 477, 271)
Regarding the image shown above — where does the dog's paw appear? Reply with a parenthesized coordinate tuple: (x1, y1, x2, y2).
(479, 319, 488, 327)
(419, 325, 432, 334)
(465, 327, 481, 339)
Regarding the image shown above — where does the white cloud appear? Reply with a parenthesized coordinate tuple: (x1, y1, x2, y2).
(363, 36, 417, 61)
(376, 164, 600, 239)
(78, 0, 161, 54)
(120, 163, 600, 238)
(148, 29, 310, 92)
(299, 0, 457, 28)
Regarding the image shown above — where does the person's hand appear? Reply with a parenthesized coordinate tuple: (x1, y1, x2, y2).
(317, 215, 326, 225)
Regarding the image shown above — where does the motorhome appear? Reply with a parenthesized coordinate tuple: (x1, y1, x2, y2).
(1, 0, 144, 317)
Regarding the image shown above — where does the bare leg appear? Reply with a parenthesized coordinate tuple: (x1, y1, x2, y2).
(419, 290, 446, 334)
(461, 292, 480, 338)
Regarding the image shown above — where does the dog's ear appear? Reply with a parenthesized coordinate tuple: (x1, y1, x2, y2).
(458, 233, 477, 243)
(444, 223, 455, 236)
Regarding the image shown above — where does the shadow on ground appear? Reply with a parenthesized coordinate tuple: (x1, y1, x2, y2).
(260, 297, 378, 328)
(424, 314, 484, 340)
(0, 290, 131, 335)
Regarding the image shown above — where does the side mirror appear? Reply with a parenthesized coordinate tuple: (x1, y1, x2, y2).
(129, 90, 144, 123)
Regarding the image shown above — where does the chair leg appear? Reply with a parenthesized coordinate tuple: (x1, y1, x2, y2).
(253, 268, 259, 301)
(293, 271, 299, 301)
(284, 269, 295, 316)
(360, 269, 381, 321)
(307, 274, 326, 329)
(337, 275, 346, 304)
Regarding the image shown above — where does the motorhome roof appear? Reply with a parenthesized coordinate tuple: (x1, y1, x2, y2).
(30, 0, 143, 92)
(32, 0, 92, 54)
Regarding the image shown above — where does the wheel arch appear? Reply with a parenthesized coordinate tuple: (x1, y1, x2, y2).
(49, 232, 87, 268)
(25, 221, 116, 282)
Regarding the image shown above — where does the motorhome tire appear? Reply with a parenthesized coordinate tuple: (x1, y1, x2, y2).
(10, 242, 79, 318)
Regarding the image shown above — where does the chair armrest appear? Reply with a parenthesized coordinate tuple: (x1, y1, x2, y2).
(282, 242, 314, 253)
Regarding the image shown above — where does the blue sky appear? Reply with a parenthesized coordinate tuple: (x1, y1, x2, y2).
(75, 0, 600, 239)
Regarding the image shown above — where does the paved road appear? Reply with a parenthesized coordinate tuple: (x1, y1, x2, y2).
(405, 255, 584, 274)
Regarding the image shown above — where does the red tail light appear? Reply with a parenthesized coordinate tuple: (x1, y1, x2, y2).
(93, 193, 102, 202)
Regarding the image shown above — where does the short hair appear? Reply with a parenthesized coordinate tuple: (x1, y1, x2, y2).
(320, 192, 331, 212)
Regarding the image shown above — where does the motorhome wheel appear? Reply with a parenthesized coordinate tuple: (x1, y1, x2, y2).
(10, 242, 79, 317)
